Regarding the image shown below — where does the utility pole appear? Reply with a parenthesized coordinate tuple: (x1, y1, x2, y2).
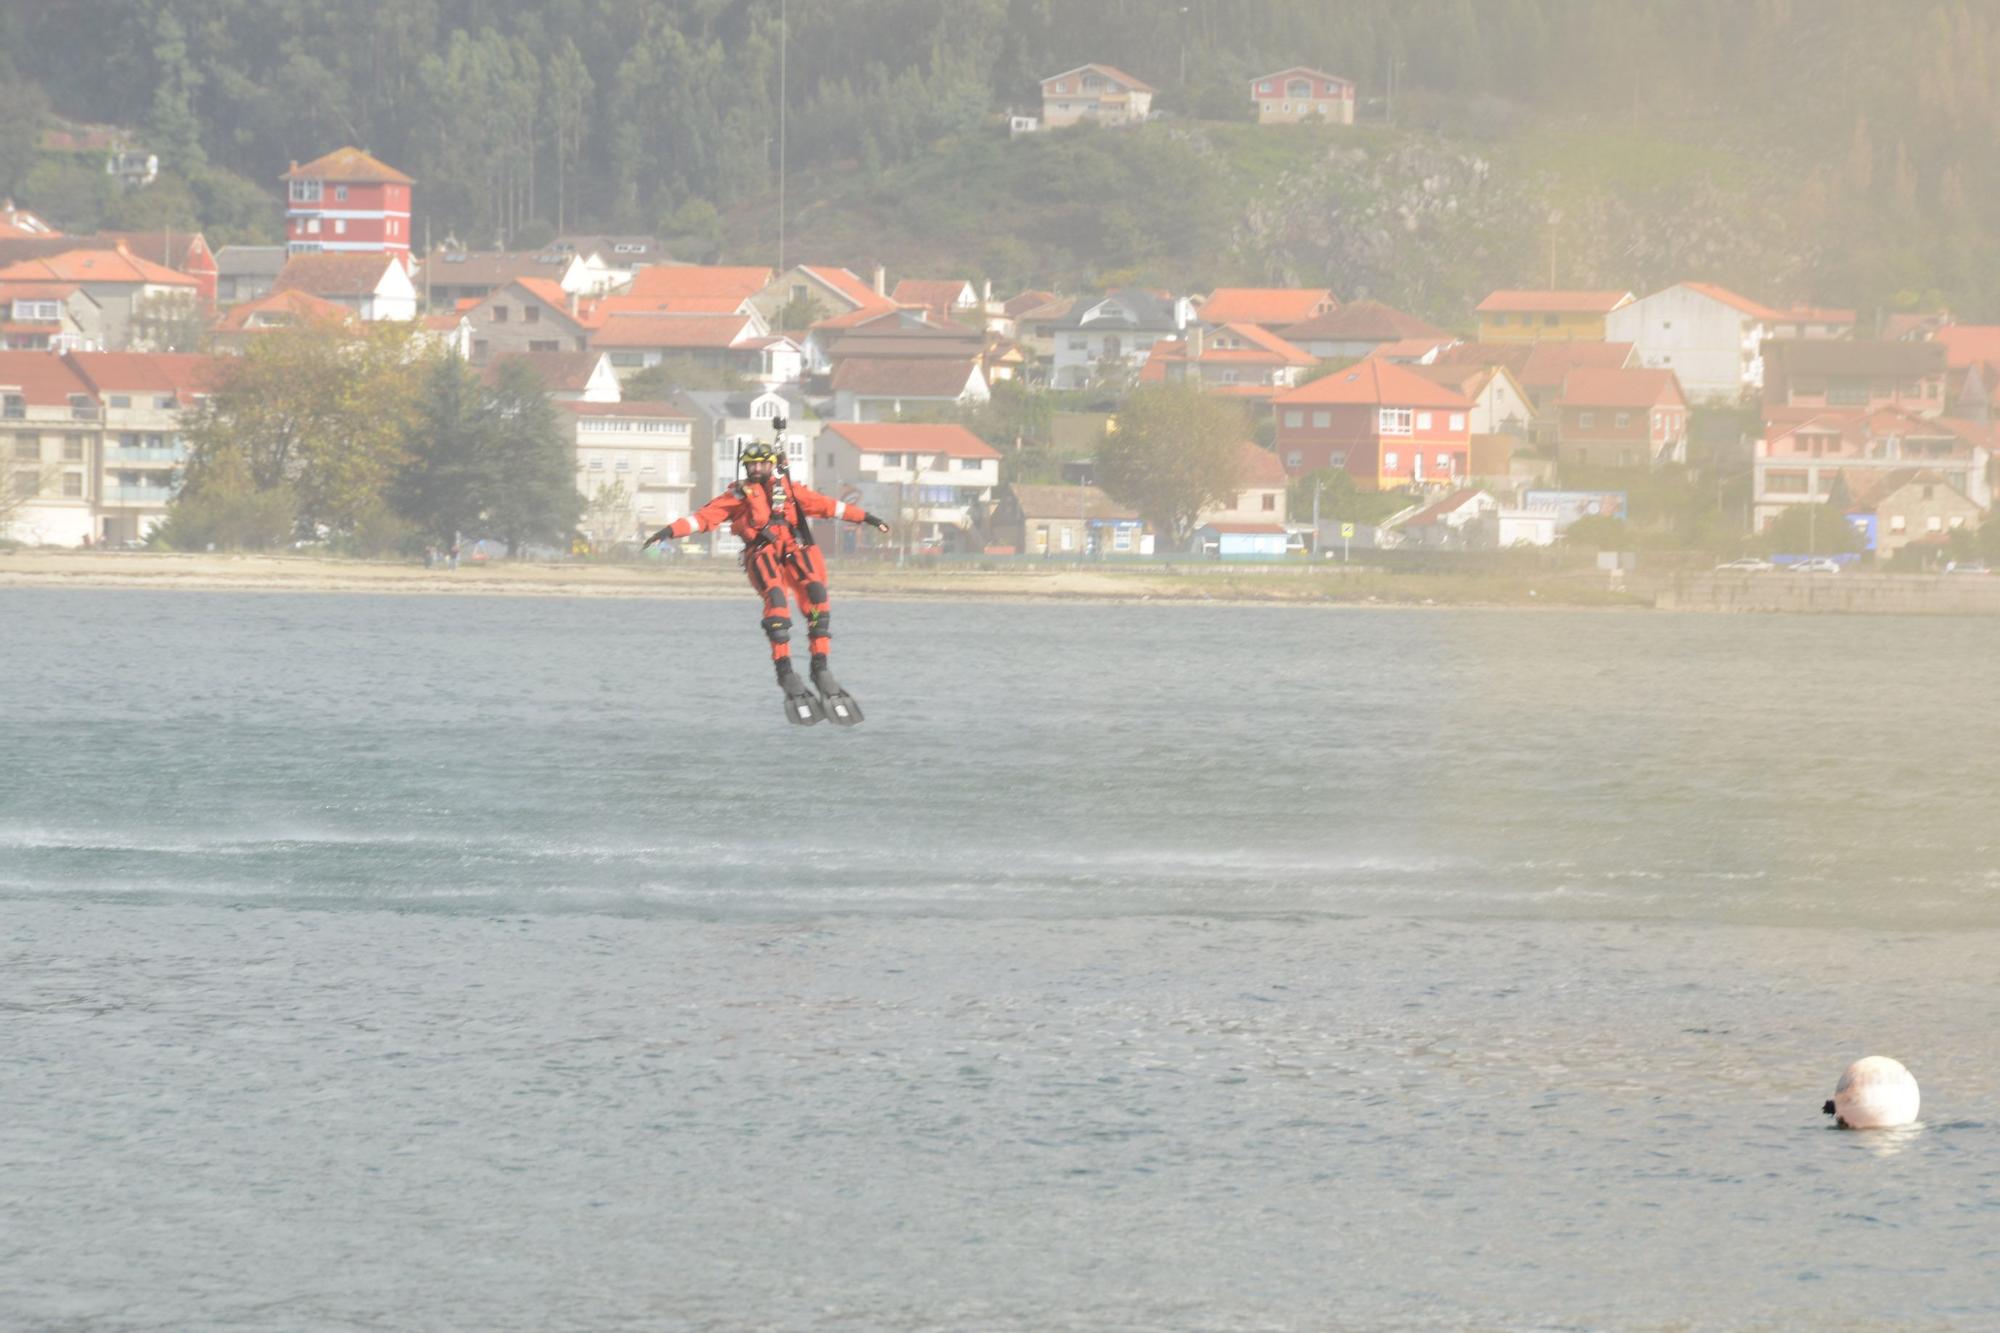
(777, 0, 787, 277)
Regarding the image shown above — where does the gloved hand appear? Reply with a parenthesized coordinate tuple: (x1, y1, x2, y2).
(641, 526, 675, 550)
(865, 514, 891, 534)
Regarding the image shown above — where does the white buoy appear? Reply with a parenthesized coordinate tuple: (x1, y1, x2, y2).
(1823, 1056, 1920, 1129)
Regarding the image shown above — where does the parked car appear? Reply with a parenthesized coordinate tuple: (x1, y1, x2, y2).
(1714, 557, 1774, 572)
(1789, 557, 1844, 574)
(1944, 560, 1992, 575)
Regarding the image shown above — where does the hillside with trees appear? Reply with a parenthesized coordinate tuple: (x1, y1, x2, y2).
(7, 1, 2000, 317)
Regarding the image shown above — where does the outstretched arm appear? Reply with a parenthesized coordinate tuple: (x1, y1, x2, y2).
(793, 484, 892, 533)
(643, 491, 743, 549)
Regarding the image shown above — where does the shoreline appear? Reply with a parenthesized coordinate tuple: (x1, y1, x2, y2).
(0, 549, 1646, 609)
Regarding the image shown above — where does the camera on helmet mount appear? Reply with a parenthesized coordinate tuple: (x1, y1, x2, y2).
(773, 414, 788, 432)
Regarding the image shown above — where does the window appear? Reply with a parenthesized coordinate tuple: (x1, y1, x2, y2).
(528, 340, 559, 353)
(1060, 526, 1074, 551)
(109, 395, 130, 409)
(1436, 454, 1452, 471)
(289, 179, 322, 202)
(1285, 450, 1303, 468)
(333, 219, 346, 235)
(155, 395, 173, 409)
(306, 218, 321, 235)
(335, 185, 348, 202)
(1890, 514, 1907, 532)
(12, 436, 37, 460)
(1827, 381, 1868, 406)
(492, 306, 509, 323)
(1492, 313, 1509, 326)
(1950, 515, 1966, 529)
(1578, 412, 1595, 428)
(1378, 408, 1412, 435)
(589, 455, 604, 469)
(1615, 412, 1631, 428)
(1284, 410, 1303, 427)
(68, 394, 94, 420)
(1543, 313, 1559, 326)
(62, 472, 82, 497)
(1385, 451, 1399, 470)
(1288, 79, 1311, 98)
(1258, 81, 1273, 93)
(1066, 337, 1087, 351)
(1112, 526, 1132, 552)
(1416, 411, 1432, 430)
(1927, 515, 1943, 532)
(62, 437, 83, 462)
(1766, 472, 1807, 493)
(524, 305, 540, 323)
(2, 395, 23, 419)
(616, 456, 631, 472)
(957, 458, 980, 470)
(1311, 410, 1330, 428)
(1449, 413, 1464, 431)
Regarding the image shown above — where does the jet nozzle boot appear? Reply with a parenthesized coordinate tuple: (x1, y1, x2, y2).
(810, 659, 864, 726)
(777, 662, 824, 725)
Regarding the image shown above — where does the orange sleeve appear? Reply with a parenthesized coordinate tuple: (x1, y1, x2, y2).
(671, 490, 743, 538)
(792, 484, 867, 523)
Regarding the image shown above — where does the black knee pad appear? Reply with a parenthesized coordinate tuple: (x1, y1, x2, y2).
(808, 609, 830, 637)
(805, 581, 828, 603)
(763, 587, 787, 610)
(760, 615, 791, 644)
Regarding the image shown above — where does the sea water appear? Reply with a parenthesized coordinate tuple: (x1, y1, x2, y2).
(3, 588, 1998, 1330)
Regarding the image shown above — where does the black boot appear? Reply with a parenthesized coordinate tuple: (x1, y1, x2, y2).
(776, 660, 823, 725)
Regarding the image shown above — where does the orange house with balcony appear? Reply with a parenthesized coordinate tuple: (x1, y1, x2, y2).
(1272, 359, 1474, 489)
(281, 147, 413, 258)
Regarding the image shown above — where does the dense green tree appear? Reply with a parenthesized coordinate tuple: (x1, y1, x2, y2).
(480, 359, 582, 554)
(1095, 382, 1250, 547)
(395, 355, 493, 547)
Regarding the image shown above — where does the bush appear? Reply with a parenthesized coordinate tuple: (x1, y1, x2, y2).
(152, 483, 297, 551)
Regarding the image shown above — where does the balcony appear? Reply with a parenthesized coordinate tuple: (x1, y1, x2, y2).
(106, 445, 185, 464)
(103, 484, 176, 504)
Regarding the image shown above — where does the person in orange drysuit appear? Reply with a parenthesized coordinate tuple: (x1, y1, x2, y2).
(643, 435, 889, 717)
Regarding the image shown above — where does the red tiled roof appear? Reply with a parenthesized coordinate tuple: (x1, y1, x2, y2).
(282, 147, 413, 184)
(831, 357, 981, 397)
(0, 248, 196, 287)
(273, 252, 402, 298)
(1476, 289, 1632, 314)
(1557, 367, 1685, 409)
(1003, 290, 1061, 318)
(1249, 67, 1354, 90)
(0, 349, 97, 406)
(215, 288, 357, 332)
(1935, 326, 2000, 370)
(889, 279, 974, 321)
(510, 276, 579, 317)
(1041, 64, 1156, 93)
(1366, 336, 1457, 361)
(0, 280, 83, 302)
(590, 313, 755, 350)
(1518, 340, 1636, 390)
(484, 351, 607, 392)
(823, 421, 1000, 460)
(592, 292, 750, 317)
(1276, 357, 1473, 409)
(1200, 288, 1336, 326)
(1279, 300, 1445, 343)
(1431, 342, 1534, 375)
(625, 264, 773, 301)
(1235, 441, 1287, 487)
(1405, 488, 1488, 525)
(801, 265, 889, 311)
(1678, 282, 1780, 321)
(66, 351, 217, 399)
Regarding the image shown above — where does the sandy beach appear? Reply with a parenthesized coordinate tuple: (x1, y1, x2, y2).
(0, 548, 1643, 607)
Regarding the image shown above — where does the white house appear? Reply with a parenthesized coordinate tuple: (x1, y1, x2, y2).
(831, 357, 989, 421)
(1605, 282, 1852, 404)
(1050, 288, 1195, 390)
(1039, 65, 1156, 129)
(561, 400, 696, 546)
(819, 420, 1000, 552)
(270, 252, 417, 322)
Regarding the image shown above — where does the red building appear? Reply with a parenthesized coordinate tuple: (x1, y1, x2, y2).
(1273, 358, 1474, 489)
(281, 147, 414, 258)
